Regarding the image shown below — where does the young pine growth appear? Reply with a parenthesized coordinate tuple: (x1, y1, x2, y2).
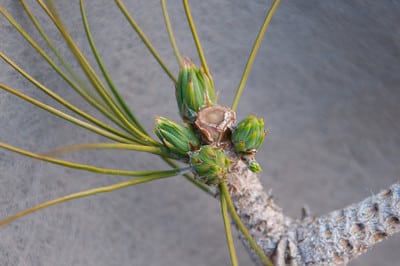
(154, 116, 200, 160)
(4, 1, 395, 265)
(0, 0, 282, 265)
(175, 57, 217, 123)
(232, 115, 266, 153)
(189, 145, 231, 185)
(232, 115, 266, 172)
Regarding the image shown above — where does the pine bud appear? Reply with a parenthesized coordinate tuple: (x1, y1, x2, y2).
(244, 155, 263, 173)
(232, 115, 266, 154)
(154, 117, 200, 159)
(176, 58, 217, 123)
(189, 145, 230, 185)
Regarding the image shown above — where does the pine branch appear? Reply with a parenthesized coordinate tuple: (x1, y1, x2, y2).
(226, 154, 400, 265)
(296, 183, 400, 265)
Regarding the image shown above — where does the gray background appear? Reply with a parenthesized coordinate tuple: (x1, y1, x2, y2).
(1, 0, 399, 265)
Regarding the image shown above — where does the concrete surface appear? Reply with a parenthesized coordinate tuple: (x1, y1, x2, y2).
(0, 0, 399, 265)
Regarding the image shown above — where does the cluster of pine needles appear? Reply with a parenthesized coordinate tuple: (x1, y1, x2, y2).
(0, 1, 280, 265)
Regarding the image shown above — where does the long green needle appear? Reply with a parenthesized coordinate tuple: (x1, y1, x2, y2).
(0, 84, 137, 144)
(114, 0, 177, 83)
(80, 0, 148, 135)
(161, 0, 181, 66)
(220, 184, 239, 266)
(0, 53, 137, 143)
(0, 142, 176, 177)
(0, 171, 187, 227)
(38, 0, 158, 146)
(231, 0, 280, 111)
(42, 143, 168, 158)
(182, 0, 211, 79)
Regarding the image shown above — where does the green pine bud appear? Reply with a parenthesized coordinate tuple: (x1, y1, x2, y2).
(245, 156, 263, 173)
(154, 117, 200, 159)
(176, 58, 217, 123)
(198, 67, 217, 107)
(232, 115, 266, 153)
(189, 145, 230, 185)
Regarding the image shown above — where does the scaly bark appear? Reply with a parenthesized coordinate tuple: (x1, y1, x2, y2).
(226, 157, 400, 265)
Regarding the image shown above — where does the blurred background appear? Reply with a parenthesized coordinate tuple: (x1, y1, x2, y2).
(1, 0, 399, 265)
